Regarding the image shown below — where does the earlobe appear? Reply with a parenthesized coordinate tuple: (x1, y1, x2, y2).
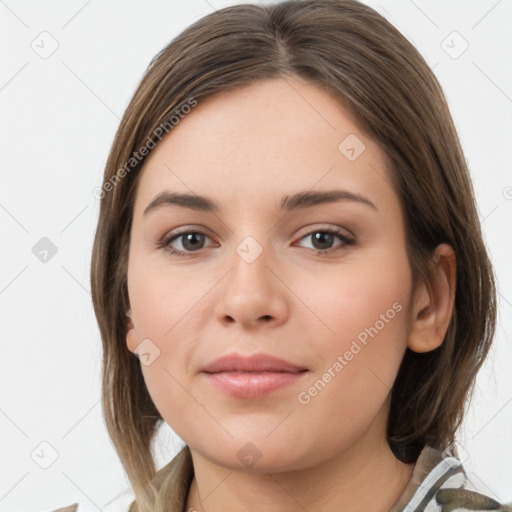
(407, 243, 457, 353)
(125, 309, 138, 353)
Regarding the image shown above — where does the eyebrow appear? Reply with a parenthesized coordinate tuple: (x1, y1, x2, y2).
(143, 188, 378, 217)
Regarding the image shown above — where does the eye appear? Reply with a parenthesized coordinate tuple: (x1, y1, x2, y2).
(158, 230, 215, 257)
(296, 228, 356, 255)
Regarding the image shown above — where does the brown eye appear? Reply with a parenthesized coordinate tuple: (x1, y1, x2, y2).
(310, 231, 336, 251)
(159, 230, 214, 256)
(175, 232, 206, 251)
(297, 228, 356, 256)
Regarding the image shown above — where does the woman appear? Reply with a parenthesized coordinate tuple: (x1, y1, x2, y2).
(58, 0, 510, 510)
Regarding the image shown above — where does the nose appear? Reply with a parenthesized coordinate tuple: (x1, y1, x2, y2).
(215, 242, 289, 331)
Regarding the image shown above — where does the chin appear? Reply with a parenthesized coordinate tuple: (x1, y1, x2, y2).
(188, 433, 318, 474)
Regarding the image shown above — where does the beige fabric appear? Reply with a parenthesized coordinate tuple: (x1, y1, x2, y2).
(48, 505, 79, 512)
(128, 446, 194, 512)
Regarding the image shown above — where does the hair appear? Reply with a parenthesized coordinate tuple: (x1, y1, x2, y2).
(90, 0, 497, 510)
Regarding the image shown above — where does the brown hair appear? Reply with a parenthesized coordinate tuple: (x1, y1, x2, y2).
(90, 0, 497, 509)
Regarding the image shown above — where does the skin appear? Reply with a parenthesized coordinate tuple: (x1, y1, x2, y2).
(125, 77, 456, 512)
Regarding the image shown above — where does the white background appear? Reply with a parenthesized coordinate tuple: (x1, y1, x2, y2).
(1, 0, 511, 510)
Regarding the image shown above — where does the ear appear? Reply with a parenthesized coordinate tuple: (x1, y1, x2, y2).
(125, 309, 139, 353)
(407, 243, 456, 353)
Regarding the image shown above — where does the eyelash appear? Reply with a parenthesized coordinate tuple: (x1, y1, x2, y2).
(157, 227, 356, 257)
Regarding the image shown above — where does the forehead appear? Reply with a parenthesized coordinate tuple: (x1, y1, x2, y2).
(133, 78, 397, 217)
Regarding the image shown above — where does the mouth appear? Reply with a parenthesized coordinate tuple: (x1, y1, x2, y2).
(200, 353, 309, 399)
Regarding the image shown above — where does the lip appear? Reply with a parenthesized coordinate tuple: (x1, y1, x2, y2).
(201, 353, 307, 373)
(200, 353, 309, 398)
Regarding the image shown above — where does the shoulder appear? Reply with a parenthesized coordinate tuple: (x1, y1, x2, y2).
(128, 445, 194, 512)
(47, 505, 79, 512)
(396, 444, 512, 512)
(435, 488, 512, 511)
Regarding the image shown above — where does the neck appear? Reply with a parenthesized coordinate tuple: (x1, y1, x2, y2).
(185, 412, 415, 512)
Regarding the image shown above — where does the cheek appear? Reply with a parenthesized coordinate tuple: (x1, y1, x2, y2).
(290, 282, 410, 459)
(128, 259, 213, 430)
(292, 247, 412, 408)
(294, 243, 412, 351)
(128, 248, 206, 339)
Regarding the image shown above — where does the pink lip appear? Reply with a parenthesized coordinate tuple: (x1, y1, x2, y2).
(201, 353, 309, 398)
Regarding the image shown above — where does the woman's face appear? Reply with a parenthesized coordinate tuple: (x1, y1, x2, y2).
(126, 77, 415, 472)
